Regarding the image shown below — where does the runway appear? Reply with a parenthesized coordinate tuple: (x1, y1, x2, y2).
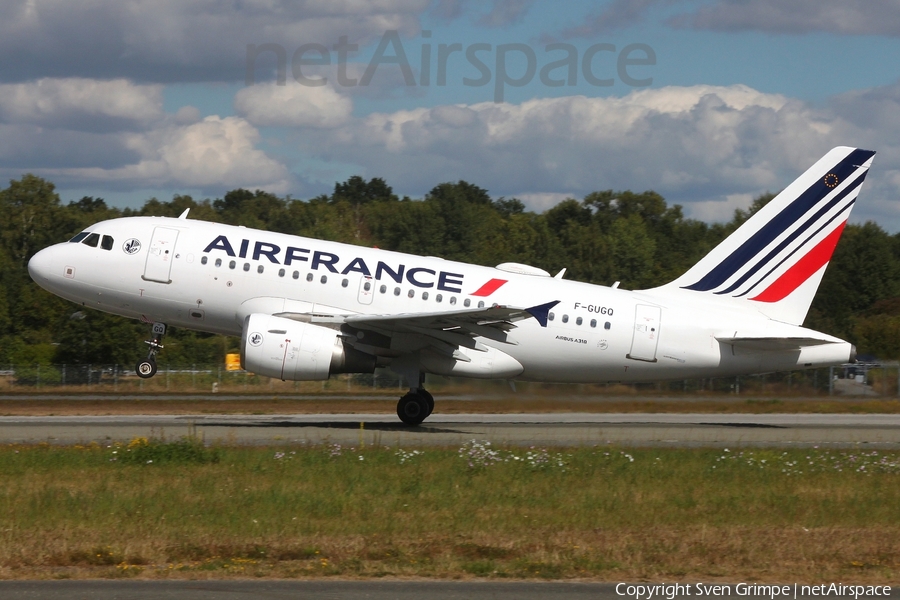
(1, 412, 899, 447)
(2, 581, 892, 600)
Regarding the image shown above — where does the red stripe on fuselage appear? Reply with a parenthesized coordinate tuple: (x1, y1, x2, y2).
(470, 278, 508, 297)
(750, 221, 847, 303)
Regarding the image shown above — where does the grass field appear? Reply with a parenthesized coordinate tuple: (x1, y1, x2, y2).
(0, 439, 898, 582)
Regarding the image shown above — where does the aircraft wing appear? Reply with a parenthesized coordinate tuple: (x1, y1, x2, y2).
(344, 300, 559, 347)
(276, 300, 559, 356)
(715, 336, 836, 351)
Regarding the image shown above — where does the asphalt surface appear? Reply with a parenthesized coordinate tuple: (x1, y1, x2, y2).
(1, 581, 892, 600)
(1, 412, 899, 447)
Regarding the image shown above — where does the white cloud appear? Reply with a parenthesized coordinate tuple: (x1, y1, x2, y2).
(60, 116, 291, 192)
(668, 0, 900, 36)
(285, 82, 900, 228)
(0, 0, 430, 83)
(549, 0, 662, 39)
(303, 84, 807, 195)
(478, 0, 535, 27)
(235, 82, 353, 128)
(0, 78, 163, 131)
(516, 192, 574, 212)
(687, 192, 754, 223)
(0, 76, 292, 194)
(551, 0, 900, 39)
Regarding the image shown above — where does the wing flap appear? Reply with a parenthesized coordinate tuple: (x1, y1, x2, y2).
(716, 336, 836, 351)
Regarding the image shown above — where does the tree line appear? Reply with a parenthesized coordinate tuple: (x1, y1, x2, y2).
(1, 173, 899, 367)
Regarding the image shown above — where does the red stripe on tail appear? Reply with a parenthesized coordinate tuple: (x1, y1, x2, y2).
(750, 221, 846, 303)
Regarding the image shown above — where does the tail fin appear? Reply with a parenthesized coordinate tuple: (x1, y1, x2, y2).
(659, 146, 876, 325)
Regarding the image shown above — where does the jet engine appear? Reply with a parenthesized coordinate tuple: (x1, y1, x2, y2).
(241, 313, 375, 381)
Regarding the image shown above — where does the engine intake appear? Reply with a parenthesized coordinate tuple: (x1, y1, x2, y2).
(241, 313, 375, 381)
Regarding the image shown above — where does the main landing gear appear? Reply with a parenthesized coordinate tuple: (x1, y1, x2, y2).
(396, 388, 434, 426)
(136, 322, 166, 379)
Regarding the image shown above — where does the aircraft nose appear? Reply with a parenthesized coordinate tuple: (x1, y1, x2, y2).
(28, 246, 57, 284)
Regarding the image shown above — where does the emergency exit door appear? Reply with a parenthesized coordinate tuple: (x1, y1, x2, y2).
(142, 227, 179, 283)
(357, 276, 374, 305)
(627, 304, 661, 362)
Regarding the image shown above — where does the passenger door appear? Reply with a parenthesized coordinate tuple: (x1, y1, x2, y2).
(627, 304, 661, 362)
(143, 227, 179, 283)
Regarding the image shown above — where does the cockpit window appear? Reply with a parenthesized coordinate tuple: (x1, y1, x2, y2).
(69, 232, 89, 243)
(100, 235, 114, 251)
(82, 233, 100, 248)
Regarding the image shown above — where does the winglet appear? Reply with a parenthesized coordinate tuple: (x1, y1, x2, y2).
(526, 300, 560, 327)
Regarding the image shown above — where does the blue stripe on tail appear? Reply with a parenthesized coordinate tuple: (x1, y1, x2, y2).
(714, 174, 866, 296)
(683, 149, 874, 292)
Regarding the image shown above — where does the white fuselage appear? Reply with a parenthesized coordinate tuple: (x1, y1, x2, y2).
(28, 216, 851, 382)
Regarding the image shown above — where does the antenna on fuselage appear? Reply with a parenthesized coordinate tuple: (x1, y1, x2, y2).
(178, 208, 190, 219)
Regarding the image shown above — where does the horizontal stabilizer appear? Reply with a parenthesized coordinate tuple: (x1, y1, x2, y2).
(715, 336, 836, 351)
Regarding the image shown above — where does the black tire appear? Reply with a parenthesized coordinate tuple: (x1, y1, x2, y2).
(397, 392, 428, 426)
(136, 359, 157, 379)
(419, 389, 435, 417)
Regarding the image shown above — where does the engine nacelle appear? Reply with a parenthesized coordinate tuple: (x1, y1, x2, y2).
(241, 314, 375, 381)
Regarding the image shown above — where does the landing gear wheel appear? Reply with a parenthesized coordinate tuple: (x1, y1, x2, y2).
(136, 358, 157, 379)
(137, 322, 166, 379)
(419, 389, 435, 417)
(397, 392, 429, 426)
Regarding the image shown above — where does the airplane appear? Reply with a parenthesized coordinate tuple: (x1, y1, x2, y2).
(28, 146, 874, 425)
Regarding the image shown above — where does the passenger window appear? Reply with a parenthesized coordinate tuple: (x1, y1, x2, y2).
(292, 271, 299, 279)
(576, 317, 583, 326)
(320, 275, 327, 284)
(229, 260, 236, 269)
(341, 278, 348, 288)
(436, 294, 442, 303)
(243, 263, 250, 272)
(450, 297, 457, 305)
(408, 289, 415, 298)
(201, 256, 208, 265)
(257, 265, 264, 274)
(100, 235, 114, 251)
(215, 258, 222, 267)
(562, 314, 569, 323)
(478, 301, 485, 308)
(82, 233, 100, 248)
(394, 287, 401, 296)
(364, 282, 371, 291)
(278, 268, 285, 277)
(590, 319, 597, 328)
(380, 285, 387, 294)
(422, 292, 429, 301)
(604, 322, 611, 330)
(69, 232, 89, 243)
(549, 312, 555, 321)
(306, 273, 313, 282)
(464, 299, 471, 307)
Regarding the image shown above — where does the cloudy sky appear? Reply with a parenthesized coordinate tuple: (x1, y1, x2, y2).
(4, 0, 900, 228)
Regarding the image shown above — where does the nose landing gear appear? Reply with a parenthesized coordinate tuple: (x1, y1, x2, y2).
(136, 322, 166, 379)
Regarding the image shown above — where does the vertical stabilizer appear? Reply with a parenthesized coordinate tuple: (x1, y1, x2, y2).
(657, 146, 875, 325)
